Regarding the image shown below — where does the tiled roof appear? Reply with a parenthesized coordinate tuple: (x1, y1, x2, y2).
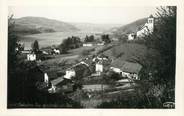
(121, 61, 142, 74)
(50, 77, 64, 86)
(111, 60, 142, 74)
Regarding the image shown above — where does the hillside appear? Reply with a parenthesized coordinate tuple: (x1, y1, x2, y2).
(102, 43, 159, 65)
(71, 22, 121, 33)
(112, 18, 147, 35)
(13, 17, 80, 34)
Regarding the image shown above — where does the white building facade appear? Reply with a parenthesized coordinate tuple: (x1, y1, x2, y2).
(64, 69, 76, 79)
(128, 15, 154, 40)
(96, 62, 103, 75)
(110, 67, 130, 78)
(44, 73, 49, 86)
(137, 15, 154, 37)
(128, 33, 136, 40)
(83, 43, 93, 47)
(27, 54, 36, 61)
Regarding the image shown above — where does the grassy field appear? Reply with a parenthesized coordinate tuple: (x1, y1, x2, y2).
(103, 43, 153, 62)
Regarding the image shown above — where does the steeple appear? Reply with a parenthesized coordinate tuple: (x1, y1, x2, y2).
(147, 14, 154, 33)
(149, 14, 154, 18)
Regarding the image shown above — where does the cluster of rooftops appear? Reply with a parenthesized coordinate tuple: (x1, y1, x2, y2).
(41, 54, 142, 80)
(29, 52, 143, 93)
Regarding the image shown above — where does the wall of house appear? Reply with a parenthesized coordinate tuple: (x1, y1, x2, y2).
(136, 26, 149, 37)
(147, 17, 154, 33)
(44, 73, 49, 85)
(27, 54, 36, 61)
(128, 34, 135, 40)
(110, 67, 131, 78)
(110, 67, 122, 73)
(97, 42, 105, 46)
(48, 85, 56, 93)
(83, 43, 93, 47)
(53, 49, 60, 54)
(137, 17, 154, 37)
(64, 70, 76, 79)
(131, 73, 139, 80)
(121, 71, 131, 77)
(110, 67, 140, 80)
(122, 72, 139, 80)
(96, 63, 103, 73)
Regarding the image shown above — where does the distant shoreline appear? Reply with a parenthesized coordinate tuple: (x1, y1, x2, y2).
(19, 31, 104, 50)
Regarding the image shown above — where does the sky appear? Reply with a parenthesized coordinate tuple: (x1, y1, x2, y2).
(9, 6, 157, 25)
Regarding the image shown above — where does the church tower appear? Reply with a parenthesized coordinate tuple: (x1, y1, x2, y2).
(147, 14, 154, 33)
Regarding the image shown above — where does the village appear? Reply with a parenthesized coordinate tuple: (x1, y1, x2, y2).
(11, 15, 157, 108)
(8, 5, 176, 109)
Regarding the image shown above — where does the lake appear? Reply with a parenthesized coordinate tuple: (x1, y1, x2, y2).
(20, 31, 103, 50)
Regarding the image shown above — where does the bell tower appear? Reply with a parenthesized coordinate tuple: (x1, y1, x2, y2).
(147, 14, 154, 33)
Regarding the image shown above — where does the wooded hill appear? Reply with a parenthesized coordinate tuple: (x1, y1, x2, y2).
(13, 17, 80, 34)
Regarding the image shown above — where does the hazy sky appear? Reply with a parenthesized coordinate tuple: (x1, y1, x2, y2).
(9, 6, 157, 24)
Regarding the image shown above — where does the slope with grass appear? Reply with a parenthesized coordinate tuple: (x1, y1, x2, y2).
(102, 42, 159, 67)
(14, 17, 79, 34)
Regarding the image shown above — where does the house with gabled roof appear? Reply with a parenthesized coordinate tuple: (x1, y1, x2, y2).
(48, 77, 64, 93)
(110, 60, 142, 80)
(48, 77, 74, 93)
(64, 62, 91, 79)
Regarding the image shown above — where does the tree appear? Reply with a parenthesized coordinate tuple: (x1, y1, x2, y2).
(58, 39, 69, 54)
(131, 6, 176, 107)
(59, 44, 67, 54)
(32, 40, 39, 53)
(132, 6, 176, 84)
(58, 36, 81, 54)
(84, 35, 94, 42)
(8, 14, 18, 70)
(101, 34, 111, 44)
(145, 6, 176, 83)
(84, 35, 89, 42)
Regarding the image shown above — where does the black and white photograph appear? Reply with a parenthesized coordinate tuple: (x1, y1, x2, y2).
(7, 5, 176, 109)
